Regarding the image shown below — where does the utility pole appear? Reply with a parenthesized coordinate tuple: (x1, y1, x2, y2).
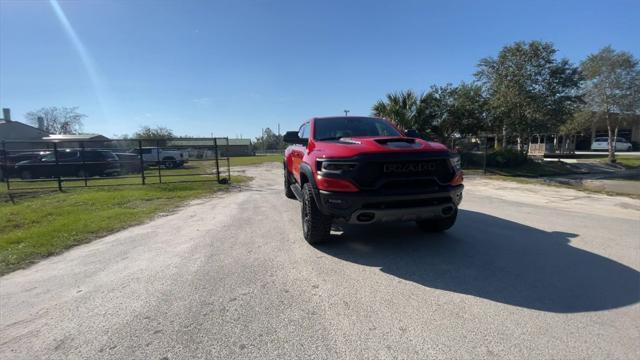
(344, 110, 350, 116)
(277, 123, 280, 136)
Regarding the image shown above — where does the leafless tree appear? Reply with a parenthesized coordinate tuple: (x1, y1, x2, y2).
(25, 106, 86, 134)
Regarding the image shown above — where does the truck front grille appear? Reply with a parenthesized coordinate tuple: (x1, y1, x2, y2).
(350, 153, 455, 190)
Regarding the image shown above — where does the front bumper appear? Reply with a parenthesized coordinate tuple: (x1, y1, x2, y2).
(315, 185, 463, 224)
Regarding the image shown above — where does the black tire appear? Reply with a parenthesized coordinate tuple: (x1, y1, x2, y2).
(284, 171, 296, 199)
(301, 183, 332, 244)
(162, 158, 177, 169)
(20, 170, 33, 180)
(417, 208, 458, 232)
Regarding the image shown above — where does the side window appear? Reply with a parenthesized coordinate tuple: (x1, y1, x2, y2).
(83, 152, 97, 161)
(102, 152, 118, 160)
(141, 148, 152, 154)
(42, 153, 56, 162)
(59, 151, 79, 161)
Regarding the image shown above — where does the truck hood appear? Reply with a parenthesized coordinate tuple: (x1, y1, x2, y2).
(311, 136, 449, 158)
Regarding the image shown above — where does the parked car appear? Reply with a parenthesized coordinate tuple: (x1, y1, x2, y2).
(15, 149, 120, 179)
(129, 147, 188, 168)
(1, 152, 50, 180)
(591, 137, 633, 151)
(283, 116, 463, 244)
(113, 152, 145, 174)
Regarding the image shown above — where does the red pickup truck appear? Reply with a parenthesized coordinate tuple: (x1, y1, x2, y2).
(283, 116, 464, 244)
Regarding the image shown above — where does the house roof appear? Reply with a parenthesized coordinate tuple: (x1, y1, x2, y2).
(0, 120, 50, 140)
(42, 134, 110, 141)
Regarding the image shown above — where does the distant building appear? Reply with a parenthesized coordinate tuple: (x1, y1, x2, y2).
(576, 113, 640, 150)
(0, 108, 50, 150)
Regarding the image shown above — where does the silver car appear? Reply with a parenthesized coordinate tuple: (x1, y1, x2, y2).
(591, 137, 633, 151)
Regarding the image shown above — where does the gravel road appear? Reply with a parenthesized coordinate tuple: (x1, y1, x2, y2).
(1, 162, 639, 359)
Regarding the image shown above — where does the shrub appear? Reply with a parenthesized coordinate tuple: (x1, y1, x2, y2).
(486, 149, 528, 168)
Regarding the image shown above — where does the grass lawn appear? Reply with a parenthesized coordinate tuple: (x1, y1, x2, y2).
(612, 155, 640, 169)
(572, 154, 640, 169)
(229, 154, 281, 166)
(465, 160, 578, 177)
(0, 175, 248, 275)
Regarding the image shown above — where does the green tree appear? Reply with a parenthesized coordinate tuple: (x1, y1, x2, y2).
(254, 127, 284, 151)
(425, 84, 485, 141)
(371, 90, 437, 133)
(580, 46, 640, 163)
(475, 41, 581, 150)
(449, 82, 488, 137)
(134, 126, 175, 139)
(25, 106, 86, 134)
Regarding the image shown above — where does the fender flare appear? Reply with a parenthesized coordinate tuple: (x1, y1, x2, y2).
(299, 162, 322, 205)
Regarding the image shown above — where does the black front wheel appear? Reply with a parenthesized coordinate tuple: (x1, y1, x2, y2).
(162, 158, 177, 169)
(416, 208, 458, 232)
(301, 183, 332, 244)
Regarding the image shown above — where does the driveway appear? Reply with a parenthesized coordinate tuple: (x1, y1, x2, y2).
(1, 163, 639, 359)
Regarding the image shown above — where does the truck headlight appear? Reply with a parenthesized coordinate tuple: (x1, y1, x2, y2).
(320, 161, 357, 172)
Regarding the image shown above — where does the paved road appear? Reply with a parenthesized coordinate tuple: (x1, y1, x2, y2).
(1, 163, 639, 359)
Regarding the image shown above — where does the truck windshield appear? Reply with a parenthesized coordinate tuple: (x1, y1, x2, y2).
(314, 117, 401, 140)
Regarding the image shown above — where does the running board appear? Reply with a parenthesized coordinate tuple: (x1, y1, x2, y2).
(290, 184, 303, 201)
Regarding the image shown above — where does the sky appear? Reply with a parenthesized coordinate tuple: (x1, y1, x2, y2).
(1, 0, 639, 139)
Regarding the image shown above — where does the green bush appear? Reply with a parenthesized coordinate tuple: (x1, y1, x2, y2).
(487, 149, 528, 168)
(460, 149, 528, 169)
(460, 152, 484, 169)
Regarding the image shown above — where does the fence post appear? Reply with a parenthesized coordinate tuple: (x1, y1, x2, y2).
(2, 140, 10, 192)
(138, 140, 146, 185)
(226, 137, 231, 183)
(483, 135, 487, 175)
(156, 139, 162, 184)
(213, 137, 220, 183)
(80, 141, 88, 187)
(53, 142, 63, 191)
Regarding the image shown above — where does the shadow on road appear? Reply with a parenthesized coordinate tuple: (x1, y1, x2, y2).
(317, 210, 640, 313)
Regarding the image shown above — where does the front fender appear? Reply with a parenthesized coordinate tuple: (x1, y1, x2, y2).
(299, 162, 323, 208)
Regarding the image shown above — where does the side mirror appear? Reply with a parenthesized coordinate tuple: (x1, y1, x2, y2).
(405, 129, 420, 138)
(283, 131, 307, 145)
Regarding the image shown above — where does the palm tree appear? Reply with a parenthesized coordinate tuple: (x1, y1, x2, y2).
(372, 90, 419, 131)
(372, 89, 437, 133)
